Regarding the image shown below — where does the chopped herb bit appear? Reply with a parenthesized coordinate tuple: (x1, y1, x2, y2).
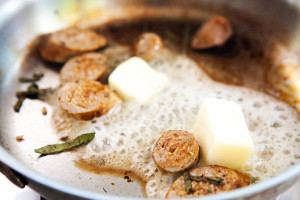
(181, 24, 191, 54)
(103, 187, 107, 193)
(142, 21, 149, 32)
(183, 171, 224, 194)
(35, 132, 95, 155)
(19, 73, 44, 83)
(190, 175, 224, 186)
(14, 82, 48, 112)
(183, 171, 193, 194)
(246, 173, 260, 183)
(14, 95, 25, 112)
(164, 29, 179, 41)
(250, 176, 259, 183)
(16, 84, 47, 99)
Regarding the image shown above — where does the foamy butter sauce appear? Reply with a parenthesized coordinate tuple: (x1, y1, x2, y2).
(1, 50, 300, 198)
(52, 51, 300, 198)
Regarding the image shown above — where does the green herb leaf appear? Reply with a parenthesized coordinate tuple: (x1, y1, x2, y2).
(35, 132, 95, 155)
(19, 73, 44, 83)
(14, 83, 48, 112)
(13, 95, 26, 112)
(245, 173, 260, 183)
(16, 84, 45, 98)
(181, 24, 191, 54)
(142, 21, 149, 32)
(191, 175, 224, 186)
(164, 29, 179, 41)
(183, 171, 193, 194)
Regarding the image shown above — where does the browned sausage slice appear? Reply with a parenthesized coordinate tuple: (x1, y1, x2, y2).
(191, 16, 232, 49)
(132, 32, 163, 61)
(39, 28, 107, 63)
(166, 165, 251, 198)
(58, 80, 122, 120)
(152, 130, 199, 172)
(60, 52, 108, 84)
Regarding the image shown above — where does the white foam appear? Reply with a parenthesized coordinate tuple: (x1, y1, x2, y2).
(53, 52, 300, 197)
(1, 51, 300, 198)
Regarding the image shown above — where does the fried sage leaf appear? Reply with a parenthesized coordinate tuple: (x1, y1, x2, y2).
(14, 83, 49, 112)
(19, 73, 44, 83)
(191, 175, 224, 186)
(35, 132, 95, 155)
(14, 96, 26, 112)
(183, 171, 193, 194)
(245, 173, 260, 184)
(181, 24, 191, 53)
(183, 171, 225, 194)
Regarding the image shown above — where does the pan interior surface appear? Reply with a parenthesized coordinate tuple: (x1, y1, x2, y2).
(1, 0, 300, 199)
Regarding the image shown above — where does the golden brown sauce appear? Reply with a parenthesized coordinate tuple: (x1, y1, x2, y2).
(75, 158, 147, 196)
(93, 19, 268, 87)
(17, 17, 300, 198)
(21, 18, 287, 100)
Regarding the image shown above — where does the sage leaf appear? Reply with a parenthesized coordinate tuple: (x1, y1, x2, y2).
(35, 132, 95, 155)
(183, 171, 193, 194)
(191, 175, 224, 186)
(19, 73, 44, 83)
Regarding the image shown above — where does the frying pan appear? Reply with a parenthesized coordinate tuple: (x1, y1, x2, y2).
(0, 0, 300, 199)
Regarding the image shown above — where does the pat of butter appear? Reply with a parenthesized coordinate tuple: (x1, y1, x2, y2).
(193, 98, 253, 169)
(108, 57, 169, 102)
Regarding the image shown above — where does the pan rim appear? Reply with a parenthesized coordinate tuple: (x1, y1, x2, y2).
(0, 0, 300, 199)
(1, 145, 300, 200)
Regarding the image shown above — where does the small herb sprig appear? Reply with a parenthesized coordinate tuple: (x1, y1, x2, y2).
(14, 73, 46, 112)
(35, 132, 95, 156)
(183, 171, 224, 194)
(18, 73, 44, 83)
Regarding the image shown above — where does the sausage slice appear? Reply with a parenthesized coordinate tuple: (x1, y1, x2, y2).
(152, 130, 199, 172)
(132, 32, 163, 61)
(60, 52, 108, 84)
(166, 165, 251, 198)
(58, 80, 122, 120)
(191, 16, 232, 49)
(39, 28, 107, 63)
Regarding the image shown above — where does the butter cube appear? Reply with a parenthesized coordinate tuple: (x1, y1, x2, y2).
(193, 98, 253, 169)
(108, 57, 169, 102)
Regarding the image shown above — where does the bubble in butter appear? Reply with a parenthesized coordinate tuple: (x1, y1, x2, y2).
(193, 98, 254, 169)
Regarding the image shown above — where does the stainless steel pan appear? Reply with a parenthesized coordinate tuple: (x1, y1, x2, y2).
(1, 0, 300, 199)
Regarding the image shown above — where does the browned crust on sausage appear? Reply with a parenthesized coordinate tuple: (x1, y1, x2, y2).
(58, 80, 122, 120)
(39, 28, 107, 63)
(152, 130, 199, 173)
(165, 165, 251, 198)
(191, 16, 232, 49)
(60, 52, 108, 84)
(132, 32, 163, 61)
